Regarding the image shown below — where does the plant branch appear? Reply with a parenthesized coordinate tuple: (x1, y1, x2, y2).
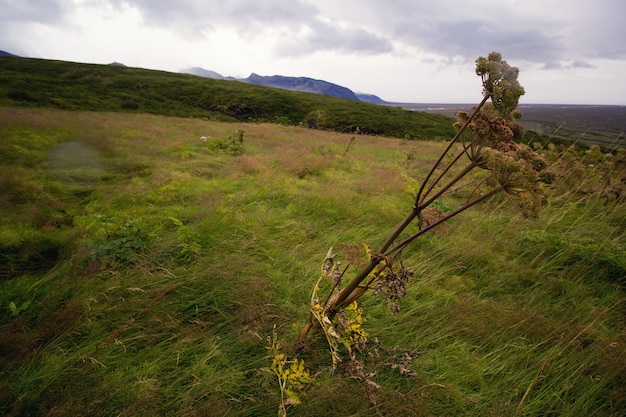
(419, 141, 472, 206)
(328, 186, 503, 315)
(415, 94, 490, 205)
(386, 186, 503, 258)
(417, 162, 479, 210)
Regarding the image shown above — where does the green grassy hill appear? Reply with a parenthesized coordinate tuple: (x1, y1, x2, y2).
(0, 56, 455, 139)
(1, 105, 624, 416)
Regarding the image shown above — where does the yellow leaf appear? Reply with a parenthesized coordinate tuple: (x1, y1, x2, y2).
(285, 389, 301, 406)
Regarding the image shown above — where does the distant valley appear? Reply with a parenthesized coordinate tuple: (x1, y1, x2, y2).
(181, 66, 625, 148)
(398, 103, 626, 148)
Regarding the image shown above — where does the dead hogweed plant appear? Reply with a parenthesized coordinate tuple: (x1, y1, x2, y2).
(296, 51, 548, 354)
(268, 52, 550, 414)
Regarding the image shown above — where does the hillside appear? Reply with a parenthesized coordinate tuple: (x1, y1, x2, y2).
(0, 107, 624, 416)
(0, 56, 454, 139)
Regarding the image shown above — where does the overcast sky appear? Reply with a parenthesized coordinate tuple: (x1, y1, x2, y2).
(2, 0, 625, 104)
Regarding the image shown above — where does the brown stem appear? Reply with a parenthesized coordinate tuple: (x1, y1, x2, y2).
(330, 187, 503, 315)
(296, 315, 316, 349)
(415, 94, 490, 205)
(378, 207, 420, 257)
(296, 95, 492, 346)
(327, 258, 381, 317)
(418, 163, 478, 210)
(419, 142, 472, 206)
(386, 186, 503, 257)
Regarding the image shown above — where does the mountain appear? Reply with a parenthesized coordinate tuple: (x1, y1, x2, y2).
(241, 73, 360, 101)
(0, 50, 18, 57)
(180, 67, 225, 79)
(180, 66, 391, 103)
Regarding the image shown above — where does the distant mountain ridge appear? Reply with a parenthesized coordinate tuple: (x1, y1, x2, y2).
(181, 67, 230, 80)
(243, 73, 359, 100)
(180, 67, 387, 103)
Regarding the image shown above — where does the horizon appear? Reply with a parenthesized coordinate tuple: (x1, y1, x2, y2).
(3, 50, 624, 107)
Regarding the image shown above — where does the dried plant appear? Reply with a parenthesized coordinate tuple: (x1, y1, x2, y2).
(296, 52, 549, 348)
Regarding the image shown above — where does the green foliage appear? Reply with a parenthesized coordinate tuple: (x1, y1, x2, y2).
(168, 217, 202, 260)
(9, 299, 32, 317)
(205, 129, 245, 155)
(267, 327, 311, 416)
(77, 215, 149, 265)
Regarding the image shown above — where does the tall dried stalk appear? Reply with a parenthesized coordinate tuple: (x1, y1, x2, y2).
(297, 52, 543, 348)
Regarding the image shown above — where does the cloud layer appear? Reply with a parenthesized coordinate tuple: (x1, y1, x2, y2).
(1, 0, 625, 103)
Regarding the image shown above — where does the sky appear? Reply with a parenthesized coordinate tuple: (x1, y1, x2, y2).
(2, 0, 625, 104)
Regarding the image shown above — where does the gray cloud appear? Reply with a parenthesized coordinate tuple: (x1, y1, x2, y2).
(543, 60, 597, 70)
(393, 17, 566, 64)
(273, 20, 392, 57)
(2, 0, 625, 68)
(103, 0, 318, 39)
(577, 7, 626, 60)
(0, 0, 70, 23)
(0, 0, 72, 55)
(317, 0, 626, 66)
(110, 0, 393, 55)
(569, 60, 596, 69)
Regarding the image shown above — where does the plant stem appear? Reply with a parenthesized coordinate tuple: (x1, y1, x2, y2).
(415, 94, 490, 205)
(418, 162, 478, 210)
(296, 94, 493, 345)
(329, 183, 502, 312)
(419, 142, 471, 206)
(386, 186, 503, 257)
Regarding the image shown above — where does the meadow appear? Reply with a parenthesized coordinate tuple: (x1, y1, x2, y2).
(1, 105, 624, 416)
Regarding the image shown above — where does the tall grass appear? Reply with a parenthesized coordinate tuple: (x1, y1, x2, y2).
(0, 107, 624, 416)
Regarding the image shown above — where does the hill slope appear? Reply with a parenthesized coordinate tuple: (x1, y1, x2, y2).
(0, 56, 454, 139)
(0, 107, 624, 416)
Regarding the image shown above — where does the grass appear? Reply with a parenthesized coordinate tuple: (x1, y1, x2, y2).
(0, 106, 624, 416)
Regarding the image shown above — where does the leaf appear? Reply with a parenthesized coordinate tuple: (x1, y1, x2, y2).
(168, 216, 183, 226)
(284, 389, 302, 406)
(327, 327, 340, 339)
(362, 242, 372, 259)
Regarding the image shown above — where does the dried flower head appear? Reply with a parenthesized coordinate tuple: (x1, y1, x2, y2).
(374, 262, 414, 314)
(475, 51, 525, 117)
(457, 101, 548, 218)
(420, 206, 448, 236)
